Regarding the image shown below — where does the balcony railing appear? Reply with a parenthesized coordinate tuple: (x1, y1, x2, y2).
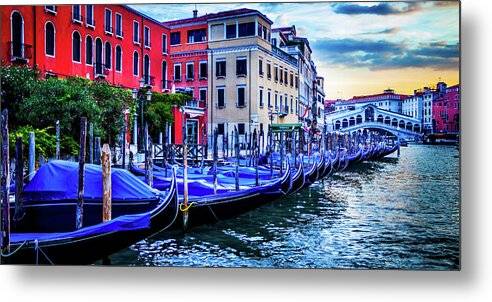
(184, 99, 206, 110)
(161, 80, 173, 90)
(104, 26, 113, 34)
(143, 74, 155, 87)
(9, 42, 32, 63)
(115, 29, 124, 38)
(94, 62, 109, 78)
(272, 45, 298, 67)
(72, 14, 84, 24)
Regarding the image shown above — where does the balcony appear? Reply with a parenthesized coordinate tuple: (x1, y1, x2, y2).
(271, 45, 298, 67)
(143, 74, 155, 87)
(183, 98, 206, 116)
(279, 106, 289, 117)
(161, 80, 173, 91)
(94, 62, 109, 79)
(9, 42, 32, 63)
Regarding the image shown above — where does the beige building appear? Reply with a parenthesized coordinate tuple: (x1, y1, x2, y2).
(206, 9, 299, 151)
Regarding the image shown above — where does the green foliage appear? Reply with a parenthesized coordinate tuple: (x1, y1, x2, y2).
(143, 91, 190, 137)
(9, 126, 56, 160)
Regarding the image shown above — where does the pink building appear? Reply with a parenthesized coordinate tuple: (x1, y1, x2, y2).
(432, 84, 460, 133)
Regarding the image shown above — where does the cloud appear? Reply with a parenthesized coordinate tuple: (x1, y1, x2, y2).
(359, 27, 400, 35)
(331, 2, 421, 15)
(311, 38, 459, 70)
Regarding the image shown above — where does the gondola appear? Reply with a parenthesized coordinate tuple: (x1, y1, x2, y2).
(288, 161, 306, 194)
(171, 162, 292, 230)
(3, 161, 178, 265)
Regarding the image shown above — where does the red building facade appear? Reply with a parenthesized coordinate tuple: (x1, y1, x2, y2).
(162, 14, 209, 145)
(432, 84, 460, 133)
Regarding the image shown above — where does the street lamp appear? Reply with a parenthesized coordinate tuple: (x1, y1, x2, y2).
(131, 81, 153, 153)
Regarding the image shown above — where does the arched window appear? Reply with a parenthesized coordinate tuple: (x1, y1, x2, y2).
(392, 118, 398, 127)
(384, 116, 391, 125)
(85, 36, 93, 65)
(342, 118, 348, 128)
(115, 45, 122, 72)
(95, 38, 103, 74)
(356, 115, 362, 124)
(133, 51, 139, 76)
(335, 120, 341, 130)
(162, 60, 167, 89)
(104, 42, 111, 69)
(143, 54, 150, 84)
(72, 31, 81, 62)
(349, 116, 355, 126)
(406, 122, 413, 131)
(377, 114, 384, 123)
(399, 120, 405, 128)
(45, 22, 55, 56)
(11, 11, 25, 59)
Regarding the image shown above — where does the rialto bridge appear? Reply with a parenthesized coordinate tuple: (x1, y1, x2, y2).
(325, 105, 423, 140)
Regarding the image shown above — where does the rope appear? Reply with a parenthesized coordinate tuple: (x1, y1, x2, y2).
(34, 239, 54, 265)
(0, 240, 27, 257)
(179, 202, 195, 212)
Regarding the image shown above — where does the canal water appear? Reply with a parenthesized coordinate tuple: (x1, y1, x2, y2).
(111, 144, 460, 270)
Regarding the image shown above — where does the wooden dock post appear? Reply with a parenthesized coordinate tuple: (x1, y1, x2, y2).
(101, 144, 112, 222)
(55, 120, 61, 160)
(279, 130, 284, 175)
(14, 137, 24, 221)
(212, 129, 218, 194)
(269, 126, 273, 177)
(235, 127, 240, 191)
(253, 129, 259, 186)
(182, 109, 190, 229)
(76, 117, 87, 229)
(146, 139, 153, 187)
(28, 131, 35, 181)
(88, 123, 94, 164)
(1, 110, 11, 253)
(121, 122, 126, 169)
(94, 137, 101, 165)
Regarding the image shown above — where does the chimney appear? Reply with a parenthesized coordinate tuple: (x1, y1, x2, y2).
(193, 9, 198, 18)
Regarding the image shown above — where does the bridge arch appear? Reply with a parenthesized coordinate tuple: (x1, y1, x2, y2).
(399, 120, 405, 128)
(413, 124, 420, 132)
(392, 118, 398, 127)
(384, 116, 391, 125)
(335, 120, 341, 130)
(406, 122, 412, 131)
(342, 118, 348, 128)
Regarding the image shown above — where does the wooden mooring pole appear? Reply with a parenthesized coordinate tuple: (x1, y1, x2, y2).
(1, 110, 11, 254)
(28, 132, 35, 181)
(88, 123, 94, 164)
(235, 127, 240, 191)
(101, 144, 112, 222)
(14, 137, 24, 221)
(94, 137, 101, 165)
(76, 117, 87, 229)
(55, 120, 61, 160)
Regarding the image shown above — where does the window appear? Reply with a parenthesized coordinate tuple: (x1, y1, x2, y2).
(161, 61, 168, 89)
(186, 62, 194, 80)
(115, 14, 122, 37)
(45, 22, 55, 56)
(86, 5, 94, 26)
(210, 24, 224, 41)
(115, 45, 122, 72)
(295, 76, 299, 88)
(295, 99, 298, 114)
(170, 32, 180, 45)
(187, 29, 206, 43)
(238, 22, 255, 37)
(275, 93, 278, 109)
(216, 60, 226, 77)
(279, 67, 283, 83)
(284, 70, 288, 85)
(199, 89, 207, 102)
(217, 88, 225, 108)
(174, 64, 181, 81)
(238, 123, 245, 135)
(133, 21, 139, 43)
(279, 95, 283, 111)
(72, 5, 81, 22)
(217, 123, 225, 135)
(257, 23, 262, 37)
(271, 38, 277, 47)
(104, 42, 111, 69)
(72, 31, 81, 62)
(274, 66, 278, 81)
(104, 9, 112, 33)
(237, 87, 245, 107)
(133, 51, 139, 76)
(236, 58, 247, 76)
(144, 26, 150, 47)
(267, 91, 271, 107)
(259, 59, 263, 76)
(267, 63, 271, 79)
(259, 89, 264, 107)
(290, 97, 293, 113)
(226, 24, 236, 39)
(199, 61, 207, 79)
(162, 34, 167, 53)
(45, 5, 57, 14)
(143, 55, 150, 83)
(85, 36, 92, 64)
(290, 74, 294, 87)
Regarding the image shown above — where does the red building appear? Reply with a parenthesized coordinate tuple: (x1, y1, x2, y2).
(432, 84, 460, 133)
(162, 11, 208, 146)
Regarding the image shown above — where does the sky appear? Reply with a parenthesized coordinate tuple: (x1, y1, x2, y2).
(130, 1, 460, 99)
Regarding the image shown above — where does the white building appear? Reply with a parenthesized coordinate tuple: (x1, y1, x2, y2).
(402, 91, 424, 120)
(333, 89, 408, 114)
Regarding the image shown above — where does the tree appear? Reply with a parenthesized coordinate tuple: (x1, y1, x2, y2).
(144, 91, 190, 138)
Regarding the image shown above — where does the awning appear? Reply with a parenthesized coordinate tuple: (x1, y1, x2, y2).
(271, 123, 302, 132)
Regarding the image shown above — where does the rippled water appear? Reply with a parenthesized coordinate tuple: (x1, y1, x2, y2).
(111, 144, 460, 270)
